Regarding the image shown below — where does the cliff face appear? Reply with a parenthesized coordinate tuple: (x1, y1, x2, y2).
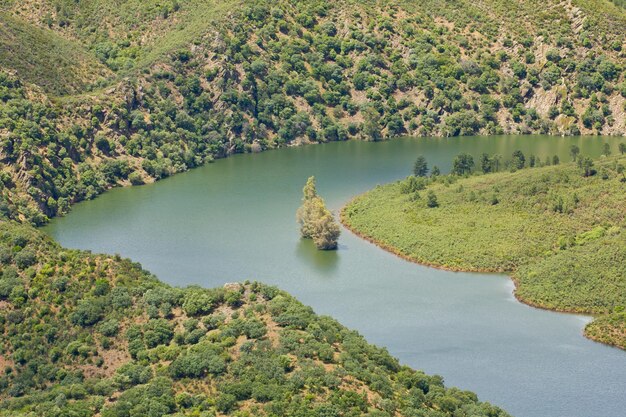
(0, 0, 625, 224)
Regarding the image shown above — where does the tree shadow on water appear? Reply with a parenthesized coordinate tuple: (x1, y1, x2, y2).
(295, 238, 340, 276)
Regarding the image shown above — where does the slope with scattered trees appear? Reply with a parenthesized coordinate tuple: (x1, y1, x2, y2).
(342, 151, 626, 349)
(0, 220, 509, 417)
(0, 0, 625, 224)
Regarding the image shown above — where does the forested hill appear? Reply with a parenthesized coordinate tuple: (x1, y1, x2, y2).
(0, 221, 510, 417)
(0, 0, 625, 224)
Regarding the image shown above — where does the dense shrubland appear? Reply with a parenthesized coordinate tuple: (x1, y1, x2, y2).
(342, 151, 626, 349)
(0, 221, 509, 416)
(0, 0, 625, 224)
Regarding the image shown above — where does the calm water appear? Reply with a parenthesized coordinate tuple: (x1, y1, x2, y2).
(45, 136, 626, 417)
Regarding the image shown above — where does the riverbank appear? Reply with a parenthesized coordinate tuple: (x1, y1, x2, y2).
(43, 136, 626, 417)
(0, 219, 513, 416)
(341, 156, 626, 350)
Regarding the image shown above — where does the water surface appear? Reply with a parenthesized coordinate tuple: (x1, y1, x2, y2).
(45, 136, 626, 417)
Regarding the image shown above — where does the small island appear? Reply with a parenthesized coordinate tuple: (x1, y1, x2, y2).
(297, 176, 341, 250)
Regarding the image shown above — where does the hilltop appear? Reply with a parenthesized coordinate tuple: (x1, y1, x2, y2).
(0, 0, 625, 223)
(342, 153, 626, 349)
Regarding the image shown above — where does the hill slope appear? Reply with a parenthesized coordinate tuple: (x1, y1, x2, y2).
(342, 154, 626, 349)
(0, 0, 625, 224)
(0, 220, 509, 417)
(0, 13, 110, 95)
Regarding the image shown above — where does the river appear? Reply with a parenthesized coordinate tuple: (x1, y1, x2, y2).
(44, 135, 626, 417)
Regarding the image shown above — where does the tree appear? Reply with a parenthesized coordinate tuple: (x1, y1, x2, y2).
(602, 143, 611, 156)
(492, 154, 502, 172)
(426, 191, 439, 208)
(296, 177, 319, 239)
(431, 166, 441, 176)
(451, 153, 474, 176)
(71, 299, 105, 327)
(570, 144, 580, 161)
(413, 155, 428, 177)
(552, 155, 560, 165)
(578, 156, 595, 177)
(619, 143, 626, 155)
(511, 150, 526, 170)
(297, 176, 340, 250)
(182, 289, 224, 316)
(480, 153, 492, 173)
(14, 249, 36, 269)
(169, 344, 226, 379)
(362, 107, 382, 141)
(311, 207, 341, 250)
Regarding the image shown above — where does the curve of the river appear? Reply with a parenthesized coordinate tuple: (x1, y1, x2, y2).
(44, 136, 626, 417)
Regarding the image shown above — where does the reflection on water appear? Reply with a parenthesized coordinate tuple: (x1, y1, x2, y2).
(295, 238, 340, 275)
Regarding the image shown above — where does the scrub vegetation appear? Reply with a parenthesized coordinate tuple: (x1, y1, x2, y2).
(0, 0, 624, 413)
(0, 221, 509, 417)
(342, 152, 626, 349)
(0, 0, 625, 224)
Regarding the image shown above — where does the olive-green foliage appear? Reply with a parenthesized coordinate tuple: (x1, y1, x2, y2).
(0, 220, 509, 416)
(0, 13, 110, 95)
(297, 176, 340, 250)
(0, 0, 625, 225)
(585, 309, 626, 348)
(343, 155, 626, 349)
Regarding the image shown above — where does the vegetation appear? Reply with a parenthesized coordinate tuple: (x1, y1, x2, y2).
(413, 156, 429, 177)
(342, 153, 626, 349)
(297, 176, 341, 250)
(0, 0, 625, 224)
(0, 220, 508, 416)
(0, 0, 624, 410)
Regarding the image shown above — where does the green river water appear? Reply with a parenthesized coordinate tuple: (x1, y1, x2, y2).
(45, 135, 626, 417)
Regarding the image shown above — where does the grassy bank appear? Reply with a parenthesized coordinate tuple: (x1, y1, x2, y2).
(342, 156, 626, 349)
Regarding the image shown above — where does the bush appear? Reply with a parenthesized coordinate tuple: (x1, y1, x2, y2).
(143, 319, 174, 348)
(71, 299, 105, 327)
(99, 319, 120, 337)
(169, 343, 226, 378)
(128, 171, 145, 185)
(14, 249, 36, 269)
(182, 288, 224, 316)
(426, 191, 439, 208)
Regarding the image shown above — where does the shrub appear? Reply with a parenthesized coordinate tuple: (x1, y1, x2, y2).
(182, 288, 224, 316)
(169, 343, 226, 378)
(14, 249, 36, 269)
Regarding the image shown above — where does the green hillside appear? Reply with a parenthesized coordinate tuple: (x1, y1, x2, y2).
(0, 1, 624, 413)
(0, 220, 509, 417)
(0, 13, 110, 95)
(0, 0, 625, 224)
(342, 153, 626, 349)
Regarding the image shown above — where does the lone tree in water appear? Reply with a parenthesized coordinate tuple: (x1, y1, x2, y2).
(297, 176, 340, 250)
(297, 176, 318, 239)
